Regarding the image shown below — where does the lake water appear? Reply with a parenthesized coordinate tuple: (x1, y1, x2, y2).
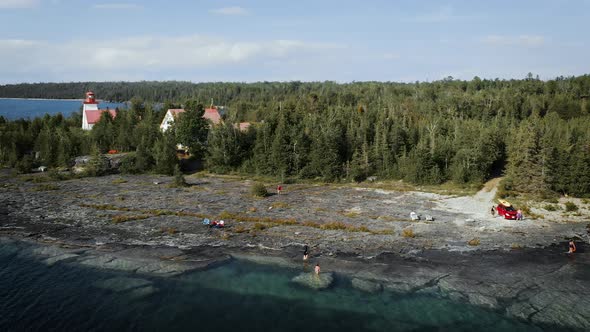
(0, 99, 127, 120)
(0, 240, 559, 332)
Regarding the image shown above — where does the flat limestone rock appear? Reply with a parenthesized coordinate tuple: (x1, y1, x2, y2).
(351, 278, 382, 293)
(128, 285, 158, 299)
(43, 253, 79, 266)
(93, 277, 152, 292)
(292, 272, 334, 290)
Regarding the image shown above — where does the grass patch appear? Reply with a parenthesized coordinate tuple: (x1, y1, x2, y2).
(371, 229, 395, 235)
(233, 225, 247, 233)
(342, 211, 360, 218)
(32, 183, 59, 191)
(402, 228, 415, 238)
(160, 227, 178, 235)
(302, 220, 321, 228)
(468, 238, 481, 246)
(320, 221, 349, 230)
(20, 175, 51, 183)
(270, 202, 290, 209)
(112, 214, 149, 223)
(511, 243, 523, 249)
(112, 178, 128, 184)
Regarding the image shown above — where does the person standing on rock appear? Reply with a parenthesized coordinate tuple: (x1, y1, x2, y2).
(303, 245, 309, 261)
(314, 263, 320, 275)
(277, 185, 282, 195)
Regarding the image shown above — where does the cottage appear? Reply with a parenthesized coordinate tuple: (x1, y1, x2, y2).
(81, 91, 117, 130)
(159, 107, 223, 132)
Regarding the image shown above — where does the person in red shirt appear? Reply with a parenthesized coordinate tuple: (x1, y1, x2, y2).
(277, 185, 282, 195)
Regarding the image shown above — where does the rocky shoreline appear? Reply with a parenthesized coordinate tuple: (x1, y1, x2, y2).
(1, 171, 590, 330)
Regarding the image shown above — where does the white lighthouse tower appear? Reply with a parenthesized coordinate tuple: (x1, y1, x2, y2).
(81, 91, 117, 130)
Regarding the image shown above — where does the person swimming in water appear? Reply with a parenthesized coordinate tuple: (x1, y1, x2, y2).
(303, 245, 309, 261)
(314, 263, 320, 275)
(568, 240, 577, 255)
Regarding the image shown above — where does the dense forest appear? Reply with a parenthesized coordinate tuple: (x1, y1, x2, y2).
(1, 75, 590, 197)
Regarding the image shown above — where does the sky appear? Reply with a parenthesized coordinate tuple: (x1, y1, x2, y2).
(0, 0, 588, 83)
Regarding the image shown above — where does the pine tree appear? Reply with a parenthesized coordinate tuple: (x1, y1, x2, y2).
(153, 133, 177, 175)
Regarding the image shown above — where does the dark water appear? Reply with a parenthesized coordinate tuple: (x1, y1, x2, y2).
(0, 241, 561, 332)
(0, 99, 126, 120)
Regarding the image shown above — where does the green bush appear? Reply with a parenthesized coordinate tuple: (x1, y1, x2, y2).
(565, 201, 579, 212)
(119, 153, 139, 174)
(172, 165, 188, 187)
(251, 183, 268, 197)
(544, 204, 559, 211)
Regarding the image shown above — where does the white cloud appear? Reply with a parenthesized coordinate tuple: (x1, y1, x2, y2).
(93, 3, 142, 10)
(0, 0, 38, 9)
(482, 35, 545, 47)
(0, 35, 344, 81)
(210, 6, 249, 16)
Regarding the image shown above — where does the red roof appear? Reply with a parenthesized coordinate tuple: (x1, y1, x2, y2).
(85, 109, 117, 124)
(203, 108, 221, 124)
(167, 108, 221, 124)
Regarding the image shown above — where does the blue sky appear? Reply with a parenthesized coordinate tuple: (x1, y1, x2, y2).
(0, 0, 588, 83)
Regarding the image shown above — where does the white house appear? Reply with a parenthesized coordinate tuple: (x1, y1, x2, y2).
(81, 91, 117, 130)
(159, 107, 223, 132)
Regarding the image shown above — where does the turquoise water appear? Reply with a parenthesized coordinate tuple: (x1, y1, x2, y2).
(0, 241, 561, 332)
(0, 98, 126, 120)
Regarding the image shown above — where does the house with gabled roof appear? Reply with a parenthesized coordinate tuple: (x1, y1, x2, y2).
(160, 107, 223, 132)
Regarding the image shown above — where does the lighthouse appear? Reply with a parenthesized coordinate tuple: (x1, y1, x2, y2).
(81, 91, 117, 130)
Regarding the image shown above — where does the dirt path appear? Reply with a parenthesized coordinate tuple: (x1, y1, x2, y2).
(440, 177, 499, 220)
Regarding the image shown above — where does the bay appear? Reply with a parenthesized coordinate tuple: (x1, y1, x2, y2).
(0, 98, 127, 120)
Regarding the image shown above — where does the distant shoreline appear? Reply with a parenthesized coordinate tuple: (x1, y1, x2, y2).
(0, 98, 126, 102)
(0, 97, 83, 101)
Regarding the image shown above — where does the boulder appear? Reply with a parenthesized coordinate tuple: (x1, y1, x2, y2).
(292, 272, 334, 290)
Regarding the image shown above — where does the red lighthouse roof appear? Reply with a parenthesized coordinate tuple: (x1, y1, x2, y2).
(84, 91, 97, 104)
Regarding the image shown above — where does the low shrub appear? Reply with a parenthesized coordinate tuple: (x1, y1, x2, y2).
(112, 178, 128, 184)
(172, 165, 188, 187)
(253, 223, 267, 231)
(233, 225, 247, 233)
(402, 228, 415, 238)
(565, 201, 579, 212)
(520, 205, 531, 215)
(468, 238, 480, 246)
(251, 183, 268, 197)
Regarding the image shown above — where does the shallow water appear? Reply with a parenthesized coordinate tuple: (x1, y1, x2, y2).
(0, 99, 126, 120)
(0, 241, 564, 332)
